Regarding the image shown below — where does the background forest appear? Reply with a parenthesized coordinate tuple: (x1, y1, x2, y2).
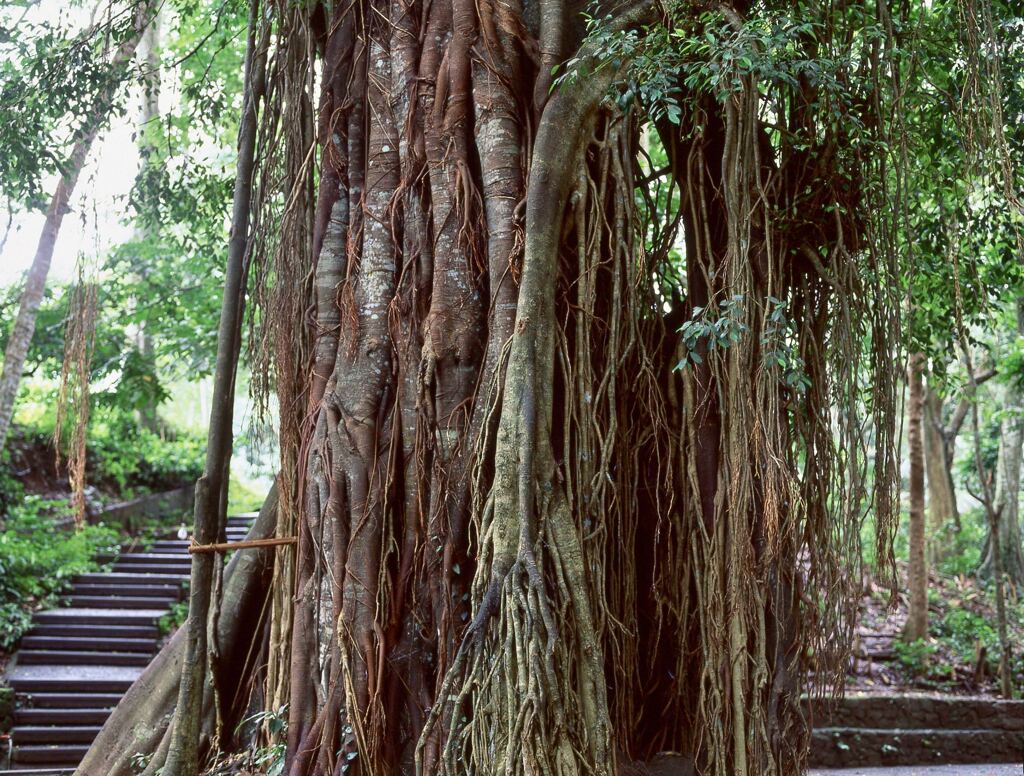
(0, 0, 1022, 773)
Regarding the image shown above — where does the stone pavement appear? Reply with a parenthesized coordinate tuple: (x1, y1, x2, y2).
(811, 765, 1022, 775)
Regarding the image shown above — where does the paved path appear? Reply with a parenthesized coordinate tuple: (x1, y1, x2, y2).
(811, 766, 1022, 775)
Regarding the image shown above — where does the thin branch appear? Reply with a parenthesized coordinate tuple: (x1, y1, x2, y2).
(945, 366, 997, 441)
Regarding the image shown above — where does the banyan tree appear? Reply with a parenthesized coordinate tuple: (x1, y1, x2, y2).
(79, 0, 930, 773)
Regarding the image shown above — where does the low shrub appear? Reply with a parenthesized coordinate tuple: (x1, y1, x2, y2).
(0, 496, 120, 650)
(86, 407, 204, 496)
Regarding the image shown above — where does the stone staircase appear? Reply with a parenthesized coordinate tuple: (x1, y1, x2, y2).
(808, 694, 1024, 768)
(0, 514, 255, 775)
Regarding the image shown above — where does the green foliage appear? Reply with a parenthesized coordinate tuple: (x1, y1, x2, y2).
(228, 472, 265, 515)
(933, 602, 1024, 686)
(0, 496, 119, 650)
(761, 297, 812, 393)
(157, 599, 189, 635)
(674, 295, 811, 392)
(675, 295, 749, 369)
(4, 396, 204, 498)
(893, 637, 938, 677)
(935, 512, 987, 577)
(0, 3, 147, 208)
(935, 608, 997, 663)
(235, 706, 287, 776)
(86, 407, 204, 495)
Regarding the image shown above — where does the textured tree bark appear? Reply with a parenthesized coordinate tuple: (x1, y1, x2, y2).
(0, 3, 154, 452)
(904, 352, 928, 641)
(162, 2, 263, 772)
(967, 368, 1015, 699)
(984, 415, 1024, 585)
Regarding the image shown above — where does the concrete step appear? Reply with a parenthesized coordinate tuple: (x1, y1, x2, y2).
(10, 727, 101, 745)
(20, 635, 156, 653)
(70, 583, 182, 598)
(98, 553, 191, 565)
(111, 563, 191, 574)
(74, 571, 186, 585)
(9, 677, 134, 694)
(15, 693, 122, 709)
(809, 727, 1024, 768)
(10, 744, 90, 764)
(15, 708, 112, 726)
(29, 623, 159, 640)
(34, 609, 163, 626)
(67, 595, 177, 609)
(16, 650, 152, 667)
(148, 541, 192, 551)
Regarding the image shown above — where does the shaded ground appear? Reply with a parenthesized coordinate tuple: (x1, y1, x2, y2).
(846, 564, 1024, 695)
(811, 766, 1022, 775)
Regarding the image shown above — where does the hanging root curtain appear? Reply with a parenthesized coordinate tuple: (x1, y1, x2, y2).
(85, 0, 913, 773)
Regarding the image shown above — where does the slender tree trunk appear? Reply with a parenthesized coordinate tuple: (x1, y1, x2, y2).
(0, 5, 153, 452)
(904, 352, 928, 641)
(980, 305, 1024, 585)
(136, 13, 162, 434)
(162, 3, 263, 773)
(967, 382, 1015, 698)
(924, 383, 959, 540)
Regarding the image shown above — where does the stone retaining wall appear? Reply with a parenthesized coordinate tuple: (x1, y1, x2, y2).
(807, 694, 1024, 732)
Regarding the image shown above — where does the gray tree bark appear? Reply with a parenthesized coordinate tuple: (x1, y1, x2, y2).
(924, 384, 959, 536)
(135, 12, 162, 434)
(980, 304, 1024, 585)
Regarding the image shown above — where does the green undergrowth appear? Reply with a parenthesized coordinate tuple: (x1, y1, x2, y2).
(158, 599, 190, 636)
(9, 389, 204, 502)
(0, 496, 120, 651)
(227, 472, 266, 515)
(894, 580, 1024, 694)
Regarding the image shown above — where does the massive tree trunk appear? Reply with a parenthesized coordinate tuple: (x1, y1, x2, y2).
(905, 352, 928, 641)
(124, 1, 900, 774)
(0, 4, 154, 452)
